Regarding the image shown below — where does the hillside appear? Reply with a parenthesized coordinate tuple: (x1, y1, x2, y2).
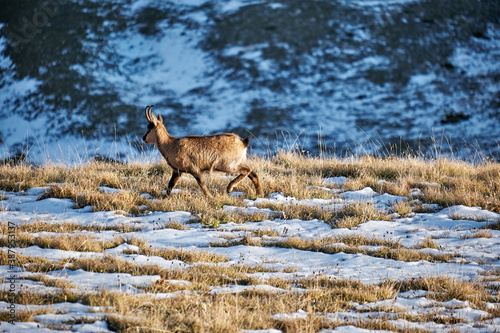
(0, 153, 499, 332)
(1, 0, 500, 162)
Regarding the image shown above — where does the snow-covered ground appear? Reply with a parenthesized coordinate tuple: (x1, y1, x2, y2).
(1, 177, 498, 332)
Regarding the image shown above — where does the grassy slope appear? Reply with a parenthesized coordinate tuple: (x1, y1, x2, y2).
(1, 152, 499, 217)
(0, 153, 499, 332)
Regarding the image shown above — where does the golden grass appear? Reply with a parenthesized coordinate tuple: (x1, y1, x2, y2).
(415, 236, 441, 250)
(265, 152, 500, 213)
(1, 152, 499, 224)
(463, 229, 494, 239)
(124, 243, 229, 264)
(0, 307, 55, 323)
(214, 234, 457, 263)
(1, 278, 398, 331)
(0, 233, 122, 252)
(24, 274, 76, 289)
(2, 245, 496, 331)
(4, 273, 492, 332)
(1, 153, 499, 330)
(0, 221, 143, 234)
(399, 275, 498, 308)
(253, 201, 386, 229)
(0, 231, 227, 264)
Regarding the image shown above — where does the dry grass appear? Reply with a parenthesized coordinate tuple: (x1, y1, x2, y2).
(0, 307, 55, 323)
(0, 233, 123, 252)
(399, 275, 498, 308)
(20, 274, 77, 289)
(215, 234, 457, 263)
(1, 153, 499, 331)
(1, 246, 496, 331)
(264, 152, 500, 213)
(1, 276, 398, 332)
(0, 221, 143, 234)
(463, 229, 494, 239)
(4, 271, 491, 332)
(0, 232, 227, 264)
(1, 152, 499, 222)
(392, 201, 416, 216)
(253, 201, 387, 229)
(124, 243, 229, 264)
(0, 250, 166, 276)
(415, 236, 441, 250)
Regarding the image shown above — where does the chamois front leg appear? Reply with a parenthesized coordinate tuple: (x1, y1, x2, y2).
(191, 171, 213, 198)
(166, 170, 182, 195)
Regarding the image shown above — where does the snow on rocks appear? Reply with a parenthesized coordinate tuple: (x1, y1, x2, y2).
(209, 284, 305, 295)
(340, 187, 378, 201)
(0, 301, 113, 332)
(244, 192, 342, 208)
(340, 187, 407, 212)
(443, 205, 500, 223)
(409, 188, 425, 198)
(322, 176, 348, 187)
(99, 186, 123, 194)
(223, 205, 278, 218)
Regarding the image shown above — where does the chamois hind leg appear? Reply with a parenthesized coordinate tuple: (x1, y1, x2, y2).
(191, 171, 213, 198)
(248, 171, 264, 197)
(166, 170, 182, 195)
(227, 165, 251, 194)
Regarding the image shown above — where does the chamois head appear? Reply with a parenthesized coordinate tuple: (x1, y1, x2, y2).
(142, 105, 164, 144)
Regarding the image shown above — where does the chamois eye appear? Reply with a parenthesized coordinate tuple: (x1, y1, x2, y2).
(147, 123, 154, 130)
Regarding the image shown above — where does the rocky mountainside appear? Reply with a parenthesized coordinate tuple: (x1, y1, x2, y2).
(1, 0, 499, 160)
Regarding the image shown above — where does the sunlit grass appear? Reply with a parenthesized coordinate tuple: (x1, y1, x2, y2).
(213, 234, 457, 263)
(2, 152, 499, 221)
(1, 152, 499, 331)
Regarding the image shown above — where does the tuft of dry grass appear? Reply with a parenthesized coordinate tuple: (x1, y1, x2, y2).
(399, 275, 497, 308)
(415, 236, 441, 250)
(214, 234, 457, 263)
(124, 242, 229, 264)
(253, 201, 386, 229)
(463, 229, 494, 239)
(0, 307, 55, 323)
(392, 201, 414, 216)
(39, 184, 147, 214)
(0, 221, 143, 234)
(332, 202, 387, 228)
(0, 233, 123, 252)
(21, 274, 77, 289)
(163, 220, 189, 230)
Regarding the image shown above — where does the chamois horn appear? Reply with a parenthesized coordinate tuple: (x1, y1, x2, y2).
(145, 105, 156, 123)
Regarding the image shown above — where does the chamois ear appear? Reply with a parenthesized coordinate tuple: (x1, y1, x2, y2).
(158, 114, 163, 123)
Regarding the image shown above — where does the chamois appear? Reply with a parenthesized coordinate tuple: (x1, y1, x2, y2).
(142, 106, 264, 198)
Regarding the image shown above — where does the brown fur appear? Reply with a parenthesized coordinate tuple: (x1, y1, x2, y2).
(142, 106, 263, 198)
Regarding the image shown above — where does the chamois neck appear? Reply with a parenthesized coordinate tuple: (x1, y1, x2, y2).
(155, 125, 173, 147)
